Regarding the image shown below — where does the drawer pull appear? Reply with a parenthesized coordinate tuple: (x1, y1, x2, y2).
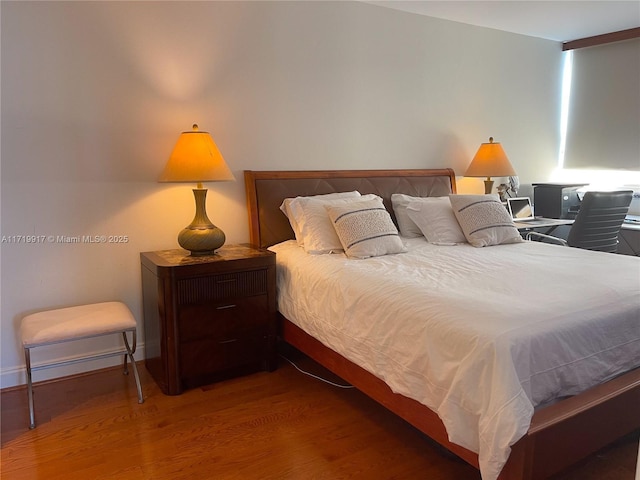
(216, 304, 237, 310)
(217, 278, 237, 284)
(219, 339, 238, 344)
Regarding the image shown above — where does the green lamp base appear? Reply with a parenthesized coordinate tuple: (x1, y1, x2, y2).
(178, 188, 225, 256)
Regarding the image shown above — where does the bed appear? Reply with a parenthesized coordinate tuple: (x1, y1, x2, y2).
(244, 168, 640, 480)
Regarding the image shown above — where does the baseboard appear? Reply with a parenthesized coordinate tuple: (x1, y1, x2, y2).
(0, 343, 146, 390)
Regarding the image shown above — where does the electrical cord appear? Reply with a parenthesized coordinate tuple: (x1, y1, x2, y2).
(279, 353, 354, 389)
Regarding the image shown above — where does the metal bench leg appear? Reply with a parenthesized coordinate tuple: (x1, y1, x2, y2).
(123, 352, 129, 376)
(24, 347, 36, 429)
(122, 327, 137, 376)
(122, 331, 144, 404)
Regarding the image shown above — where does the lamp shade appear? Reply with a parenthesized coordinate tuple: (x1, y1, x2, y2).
(159, 124, 235, 183)
(465, 137, 516, 178)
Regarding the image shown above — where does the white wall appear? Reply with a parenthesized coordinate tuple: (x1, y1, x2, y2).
(0, 1, 562, 388)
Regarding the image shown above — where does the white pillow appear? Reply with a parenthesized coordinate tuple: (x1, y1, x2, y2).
(292, 194, 380, 254)
(406, 197, 467, 245)
(279, 191, 361, 246)
(448, 194, 523, 247)
(391, 194, 424, 238)
(325, 198, 407, 259)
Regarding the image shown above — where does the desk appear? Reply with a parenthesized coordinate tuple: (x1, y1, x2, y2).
(514, 218, 573, 235)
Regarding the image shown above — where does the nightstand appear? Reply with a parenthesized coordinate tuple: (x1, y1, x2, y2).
(140, 245, 277, 395)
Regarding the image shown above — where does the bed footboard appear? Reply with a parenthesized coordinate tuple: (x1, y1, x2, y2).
(504, 368, 640, 479)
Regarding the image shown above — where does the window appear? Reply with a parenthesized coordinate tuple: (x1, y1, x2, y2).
(562, 38, 639, 171)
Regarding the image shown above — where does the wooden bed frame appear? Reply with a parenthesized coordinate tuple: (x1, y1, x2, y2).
(244, 168, 640, 480)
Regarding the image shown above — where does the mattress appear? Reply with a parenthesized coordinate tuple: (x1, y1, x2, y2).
(269, 238, 640, 480)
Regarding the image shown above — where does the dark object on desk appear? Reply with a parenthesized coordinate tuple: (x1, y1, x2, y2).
(533, 183, 587, 219)
(527, 190, 633, 253)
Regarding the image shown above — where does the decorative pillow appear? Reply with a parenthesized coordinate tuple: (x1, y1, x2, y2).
(292, 194, 380, 254)
(279, 191, 361, 246)
(448, 194, 523, 247)
(325, 198, 407, 259)
(391, 194, 424, 238)
(406, 197, 467, 245)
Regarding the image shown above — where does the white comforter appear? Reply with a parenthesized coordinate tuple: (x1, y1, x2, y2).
(269, 238, 640, 480)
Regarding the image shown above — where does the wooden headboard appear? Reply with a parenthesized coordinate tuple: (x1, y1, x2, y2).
(244, 169, 457, 248)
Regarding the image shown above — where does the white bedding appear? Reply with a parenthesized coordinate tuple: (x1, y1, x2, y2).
(269, 238, 640, 480)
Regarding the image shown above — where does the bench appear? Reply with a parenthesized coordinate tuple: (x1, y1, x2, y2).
(21, 301, 144, 428)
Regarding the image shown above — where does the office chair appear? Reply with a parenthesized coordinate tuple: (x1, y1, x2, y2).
(527, 190, 633, 253)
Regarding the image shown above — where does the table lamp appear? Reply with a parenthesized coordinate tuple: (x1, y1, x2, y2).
(465, 137, 516, 194)
(159, 124, 235, 256)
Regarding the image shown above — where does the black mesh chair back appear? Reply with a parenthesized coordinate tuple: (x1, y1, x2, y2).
(567, 190, 633, 253)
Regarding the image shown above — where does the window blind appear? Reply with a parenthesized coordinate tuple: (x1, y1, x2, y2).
(564, 38, 640, 170)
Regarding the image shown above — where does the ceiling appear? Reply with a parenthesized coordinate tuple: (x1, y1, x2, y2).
(366, 1, 640, 42)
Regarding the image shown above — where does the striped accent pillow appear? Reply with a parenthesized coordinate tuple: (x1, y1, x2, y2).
(449, 194, 523, 247)
(325, 198, 407, 258)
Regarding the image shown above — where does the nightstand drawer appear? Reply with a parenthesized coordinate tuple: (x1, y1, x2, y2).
(179, 333, 269, 384)
(177, 269, 268, 304)
(178, 296, 270, 343)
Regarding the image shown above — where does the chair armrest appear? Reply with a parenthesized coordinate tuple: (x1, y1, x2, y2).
(525, 231, 568, 246)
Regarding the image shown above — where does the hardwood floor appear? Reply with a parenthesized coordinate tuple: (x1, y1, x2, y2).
(2, 347, 638, 480)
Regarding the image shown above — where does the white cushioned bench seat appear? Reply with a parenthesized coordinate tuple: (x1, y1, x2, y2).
(22, 301, 137, 347)
(21, 301, 144, 428)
